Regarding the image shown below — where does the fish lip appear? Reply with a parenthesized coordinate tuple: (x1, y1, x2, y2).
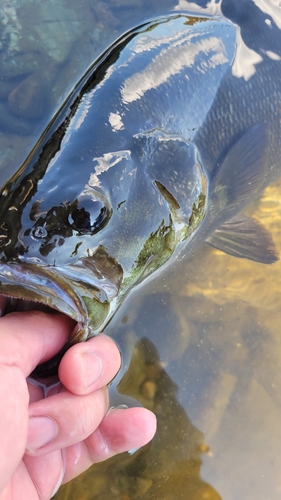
(0, 261, 109, 337)
(0, 260, 116, 377)
(0, 259, 121, 340)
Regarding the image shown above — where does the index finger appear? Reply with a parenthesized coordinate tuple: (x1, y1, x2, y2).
(0, 309, 75, 377)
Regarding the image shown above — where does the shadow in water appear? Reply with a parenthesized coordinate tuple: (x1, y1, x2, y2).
(56, 337, 221, 499)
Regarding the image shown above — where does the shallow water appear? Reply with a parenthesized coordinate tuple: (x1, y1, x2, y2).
(56, 179, 281, 499)
(1, 0, 281, 499)
(0, 0, 176, 185)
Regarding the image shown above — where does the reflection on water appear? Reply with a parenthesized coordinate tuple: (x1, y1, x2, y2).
(1, 0, 281, 499)
(0, 0, 176, 186)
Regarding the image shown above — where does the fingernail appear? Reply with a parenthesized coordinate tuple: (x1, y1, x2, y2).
(51, 449, 66, 497)
(107, 404, 128, 415)
(82, 351, 103, 388)
(26, 416, 58, 452)
(128, 447, 141, 455)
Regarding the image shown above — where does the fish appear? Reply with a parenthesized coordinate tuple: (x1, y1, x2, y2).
(0, 10, 279, 373)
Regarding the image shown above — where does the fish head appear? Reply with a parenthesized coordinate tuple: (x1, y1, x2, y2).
(0, 125, 207, 348)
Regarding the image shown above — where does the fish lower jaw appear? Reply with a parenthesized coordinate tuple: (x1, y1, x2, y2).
(0, 260, 112, 359)
(0, 282, 85, 325)
(0, 261, 85, 318)
(2, 296, 87, 340)
(3, 295, 64, 315)
(0, 261, 94, 374)
(0, 258, 116, 376)
(0, 293, 84, 378)
(2, 294, 89, 344)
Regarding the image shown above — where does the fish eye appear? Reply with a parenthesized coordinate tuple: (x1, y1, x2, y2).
(68, 207, 91, 232)
(31, 226, 48, 240)
(28, 193, 112, 243)
(68, 199, 111, 234)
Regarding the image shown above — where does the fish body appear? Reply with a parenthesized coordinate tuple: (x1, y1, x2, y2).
(0, 9, 279, 362)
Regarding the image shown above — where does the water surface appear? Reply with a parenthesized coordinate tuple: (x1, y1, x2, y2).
(1, 0, 281, 499)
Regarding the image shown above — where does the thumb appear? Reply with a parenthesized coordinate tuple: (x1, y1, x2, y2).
(0, 308, 75, 493)
(0, 310, 75, 377)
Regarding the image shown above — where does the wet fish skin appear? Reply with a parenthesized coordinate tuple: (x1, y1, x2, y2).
(0, 9, 279, 364)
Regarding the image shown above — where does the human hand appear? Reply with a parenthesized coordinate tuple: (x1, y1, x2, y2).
(0, 300, 157, 500)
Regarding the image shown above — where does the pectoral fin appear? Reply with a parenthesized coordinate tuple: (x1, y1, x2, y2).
(212, 123, 270, 208)
(207, 214, 278, 264)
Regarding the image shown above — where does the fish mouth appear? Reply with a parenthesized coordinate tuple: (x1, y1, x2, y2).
(0, 260, 118, 376)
